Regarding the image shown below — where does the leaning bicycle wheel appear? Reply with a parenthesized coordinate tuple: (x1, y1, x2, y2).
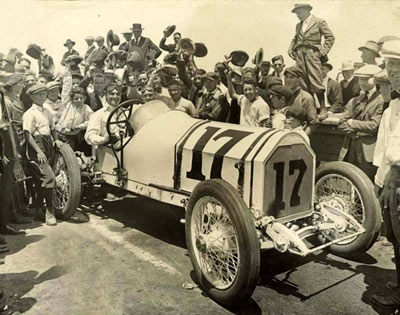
(52, 142, 81, 219)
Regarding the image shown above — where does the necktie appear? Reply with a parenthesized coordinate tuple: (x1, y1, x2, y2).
(391, 90, 400, 100)
(343, 80, 349, 88)
(353, 93, 368, 119)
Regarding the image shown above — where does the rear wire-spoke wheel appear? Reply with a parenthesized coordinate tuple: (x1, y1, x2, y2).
(52, 143, 81, 219)
(315, 162, 381, 256)
(186, 179, 260, 306)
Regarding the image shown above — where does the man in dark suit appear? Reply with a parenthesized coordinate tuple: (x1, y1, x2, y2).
(340, 61, 361, 107)
(160, 32, 181, 53)
(321, 63, 342, 113)
(288, 3, 335, 120)
(338, 65, 383, 181)
(61, 39, 79, 66)
(128, 23, 161, 70)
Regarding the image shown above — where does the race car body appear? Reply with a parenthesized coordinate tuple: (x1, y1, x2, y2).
(83, 100, 380, 306)
(97, 101, 314, 223)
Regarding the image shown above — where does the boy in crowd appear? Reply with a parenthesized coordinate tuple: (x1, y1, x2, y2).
(22, 84, 57, 226)
(226, 70, 270, 127)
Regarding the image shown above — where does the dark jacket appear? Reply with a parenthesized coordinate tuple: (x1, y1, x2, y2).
(340, 77, 361, 108)
(79, 76, 104, 112)
(327, 78, 343, 113)
(159, 37, 177, 53)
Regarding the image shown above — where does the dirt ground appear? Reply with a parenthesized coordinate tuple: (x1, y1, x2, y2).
(0, 192, 398, 315)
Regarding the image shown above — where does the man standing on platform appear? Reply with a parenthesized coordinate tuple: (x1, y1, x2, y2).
(288, 3, 335, 120)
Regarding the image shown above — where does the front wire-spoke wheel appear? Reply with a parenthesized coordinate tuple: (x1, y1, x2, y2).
(186, 179, 260, 306)
(52, 143, 81, 219)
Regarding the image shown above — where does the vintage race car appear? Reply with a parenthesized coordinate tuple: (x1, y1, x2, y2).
(54, 100, 381, 306)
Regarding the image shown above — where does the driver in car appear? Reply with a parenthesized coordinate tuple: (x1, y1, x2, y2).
(84, 83, 123, 146)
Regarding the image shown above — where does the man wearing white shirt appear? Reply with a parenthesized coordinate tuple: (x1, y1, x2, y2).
(371, 40, 400, 310)
(167, 80, 197, 117)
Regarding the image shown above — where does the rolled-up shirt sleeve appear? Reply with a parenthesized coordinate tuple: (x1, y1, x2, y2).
(84, 112, 107, 145)
(22, 111, 35, 134)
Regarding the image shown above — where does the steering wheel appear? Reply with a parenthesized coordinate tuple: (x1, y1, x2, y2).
(106, 99, 141, 152)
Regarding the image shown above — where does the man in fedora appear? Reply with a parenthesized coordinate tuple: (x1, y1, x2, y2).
(119, 30, 132, 52)
(61, 39, 79, 66)
(359, 40, 381, 65)
(321, 62, 342, 113)
(128, 23, 161, 70)
(288, 3, 335, 120)
(84, 36, 96, 65)
(340, 60, 361, 107)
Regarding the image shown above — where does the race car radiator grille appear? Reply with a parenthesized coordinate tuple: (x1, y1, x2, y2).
(263, 144, 314, 220)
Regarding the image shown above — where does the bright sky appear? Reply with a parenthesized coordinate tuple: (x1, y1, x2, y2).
(1, 0, 400, 77)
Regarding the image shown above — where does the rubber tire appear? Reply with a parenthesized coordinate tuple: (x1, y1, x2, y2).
(315, 161, 381, 256)
(52, 143, 81, 219)
(185, 179, 260, 306)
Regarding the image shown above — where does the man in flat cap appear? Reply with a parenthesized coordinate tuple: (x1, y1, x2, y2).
(268, 85, 293, 129)
(337, 64, 383, 181)
(288, 3, 335, 120)
(95, 36, 108, 52)
(128, 23, 161, 70)
(167, 79, 197, 117)
(359, 40, 381, 66)
(284, 65, 318, 134)
(84, 36, 96, 66)
(371, 40, 400, 311)
(197, 72, 230, 122)
(340, 60, 361, 107)
(119, 30, 132, 52)
(61, 39, 79, 66)
(321, 62, 343, 113)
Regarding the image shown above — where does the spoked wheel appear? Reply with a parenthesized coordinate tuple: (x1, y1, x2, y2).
(52, 142, 81, 219)
(315, 161, 381, 256)
(185, 179, 260, 306)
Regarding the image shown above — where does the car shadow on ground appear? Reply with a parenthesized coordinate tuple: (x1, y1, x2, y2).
(258, 249, 396, 314)
(1, 265, 67, 314)
(81, 191, 187, 248)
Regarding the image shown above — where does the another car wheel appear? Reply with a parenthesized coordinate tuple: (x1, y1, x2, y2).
(185, 179, 260, 306)
(315, 161, 381, 256)
(52, 142, 81, 219)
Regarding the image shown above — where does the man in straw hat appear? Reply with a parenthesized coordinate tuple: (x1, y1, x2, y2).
(359, 40, 381, 66)
(84, 36, 96, 65)
(288, 3, 335, 120)
(128, 23, 161, 70)
(371, 39, 400, 311)
(61, 39, 79, 66)
(337, 64, 383, 181)
(340, 60, 361, 107)
(119, 30, 132, 52)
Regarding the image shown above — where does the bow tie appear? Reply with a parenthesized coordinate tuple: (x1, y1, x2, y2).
(391, 90, 400, 100)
